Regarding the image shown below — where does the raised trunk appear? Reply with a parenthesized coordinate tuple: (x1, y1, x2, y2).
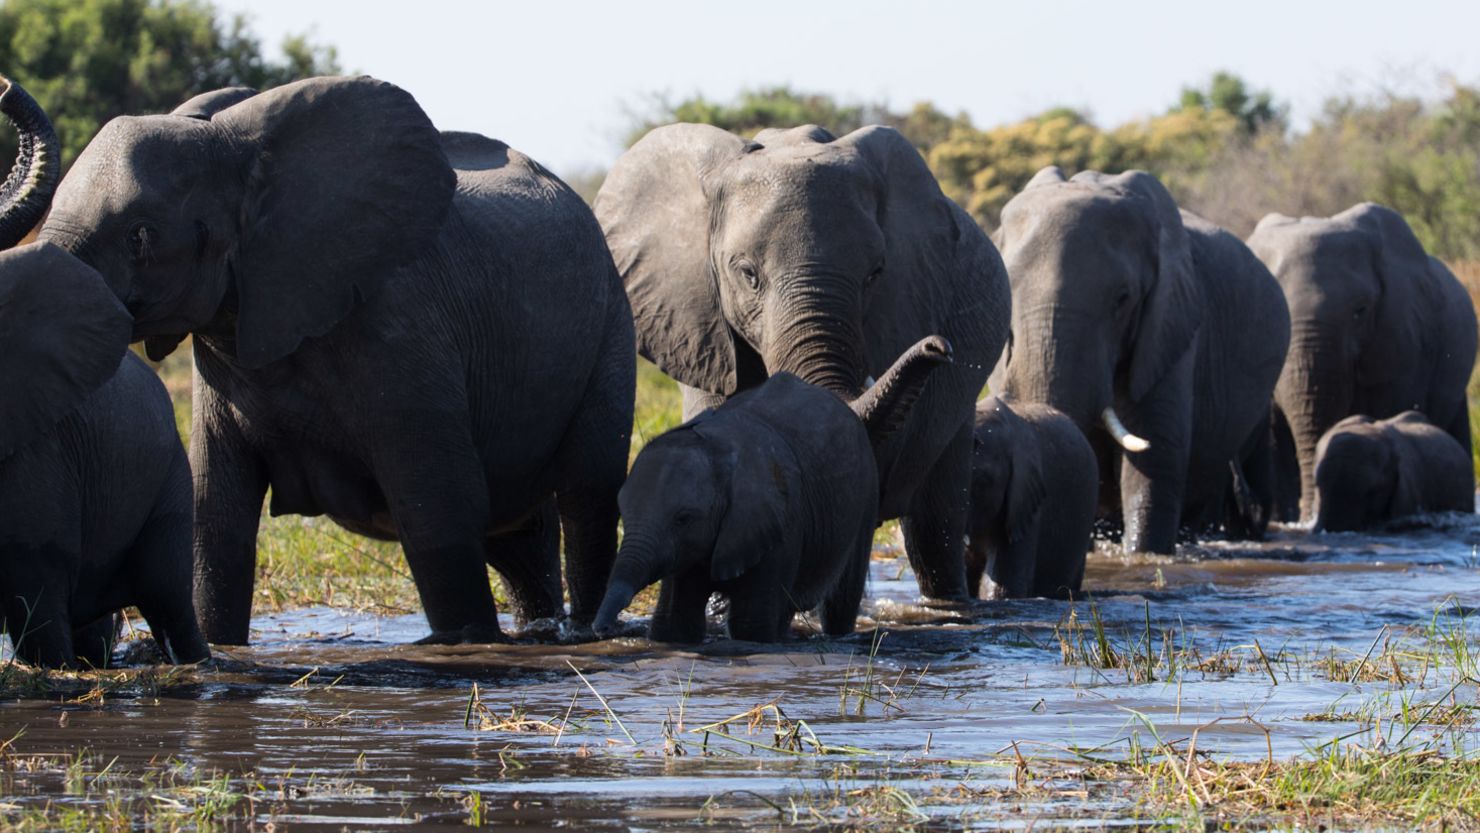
(591, 530, 672, 637)
(1276, 331, 1353, 522)
(850, 335, 953, 445)
(0, 76, 61, 249)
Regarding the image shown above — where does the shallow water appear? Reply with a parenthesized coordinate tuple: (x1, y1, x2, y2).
(3, 515, 1479, 829)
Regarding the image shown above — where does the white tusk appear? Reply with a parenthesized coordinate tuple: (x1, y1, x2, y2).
(1101, 407, 1151, 453)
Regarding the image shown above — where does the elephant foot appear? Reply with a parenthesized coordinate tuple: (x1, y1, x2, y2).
(414, 623, 510, 646)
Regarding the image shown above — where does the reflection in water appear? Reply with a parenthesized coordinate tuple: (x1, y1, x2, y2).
(1, 514, 1478, 829)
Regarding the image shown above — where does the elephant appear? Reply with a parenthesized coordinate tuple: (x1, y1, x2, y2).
(39, 76, 636, 645)
(594, 123, 1010, 603)
(967, 396, 1097, 600)
(1313, 412, 1474, 531)
(0, 78, 207, 667)
(594, 336, 952, 643)
(1246, 203, 1477, 522)
(990, 167, 1291, 554)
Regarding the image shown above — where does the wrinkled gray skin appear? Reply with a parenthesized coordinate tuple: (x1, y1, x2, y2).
(595, 336, 952, 643)
(41, 76, 636, 645)
(968, 397, 1097, 600)
(991, 168, 1291, 554)
(0, 78, 206, 668)
(1247, 204, 1477, 522)
(596, 124, 1010, 602)
(1314, 412, 1474, 531)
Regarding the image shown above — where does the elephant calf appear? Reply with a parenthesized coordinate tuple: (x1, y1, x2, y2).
(594, 337, 952, 643)
(968, 397, 1098, 600)
(0, 244, 209, 667)
(1313, 412, 1474, 531)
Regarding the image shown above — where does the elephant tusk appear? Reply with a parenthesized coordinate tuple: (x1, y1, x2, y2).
(1101, 407, 1151, 453)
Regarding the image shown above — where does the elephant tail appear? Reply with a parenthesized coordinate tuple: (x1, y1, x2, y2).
(0, 76, 60, 249)
(850, 335, 953, 446)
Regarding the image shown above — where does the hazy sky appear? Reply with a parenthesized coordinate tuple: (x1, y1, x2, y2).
(216, 0, 1480, 177)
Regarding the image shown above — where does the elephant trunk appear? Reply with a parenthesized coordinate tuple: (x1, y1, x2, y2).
(765, 280, 869, 397)
(1277, 328, 1353, 522)
(850, 335, 953, 446)
(1000, 306, 1115, 434)
(593, 530, 673, 638)
(0, 76, 60, 250)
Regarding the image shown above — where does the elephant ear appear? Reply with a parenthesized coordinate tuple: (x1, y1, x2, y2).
(1349, 203, 1426, 387)
(710, 440, 791, 582)
(1118, 172, 1203, 402)
(172, 87, 258, 120)
(595, 124, 747, 393)
(1004, 441, 1047, 545)
(214, 76, 456, 369)
(0, 242, 131, 460)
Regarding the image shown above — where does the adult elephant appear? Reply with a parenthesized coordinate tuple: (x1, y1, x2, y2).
(40, 76, 636, 645)
(990, 167, 1291, 554)
(595, 123, 1010, 602)
(1246, 203, 1477, 521)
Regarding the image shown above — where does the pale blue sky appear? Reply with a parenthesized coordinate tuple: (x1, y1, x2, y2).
(217, 0, 1480, 177)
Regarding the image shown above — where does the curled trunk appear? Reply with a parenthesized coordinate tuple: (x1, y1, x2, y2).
(0, 76, 60, 249)
(850, 335, 953, 445)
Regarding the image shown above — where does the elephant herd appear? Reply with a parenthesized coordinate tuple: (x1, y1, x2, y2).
(0, 74, 1473, 668)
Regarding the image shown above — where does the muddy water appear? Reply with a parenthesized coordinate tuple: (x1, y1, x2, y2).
(3, 516, 1479, 829)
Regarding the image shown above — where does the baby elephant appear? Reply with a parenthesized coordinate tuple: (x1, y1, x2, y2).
(968, 397, 1098, 599)
(1314, 411, 1474, 531)
(0, 243, 209, 667)
(594, 336, 953, 643)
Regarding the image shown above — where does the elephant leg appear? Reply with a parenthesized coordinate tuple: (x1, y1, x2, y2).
(1, 562, 75, 668)
(727, 574, 790, 644)
(1271, 408, 1302, 523)
(72, 614, 119, 669)
(375, 426, 503, 644)
(130, 473, 211, 664)
(820, 526, 872, 637)
(191, 399, 268, 646)
(964, 537, 988, 600)
(1121, 456, 1188, 554)
(1444, 406, 1476, 493)
(485, 499, 564, 630)
(557, 327, 633, 626)
(648, 568, 710, 644)
(900, 422, 973, 602)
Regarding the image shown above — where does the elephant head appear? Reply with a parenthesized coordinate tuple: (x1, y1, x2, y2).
(1247, 204, 1433, 520)
(989, 167, 1201, 451)
(970, 397, 1047, 598)
(595, 123, 963, 398)
(0, 77, 131, 460)
(39, 76, 457, 368)
(1312, 415, 1414, 531)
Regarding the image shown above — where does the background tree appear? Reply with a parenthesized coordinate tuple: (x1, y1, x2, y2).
(0, 0, 341, 166)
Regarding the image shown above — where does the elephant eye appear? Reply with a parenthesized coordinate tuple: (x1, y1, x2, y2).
(1352, 305, 1368, 321)
(127, 221, 157, 263)
(673, 510, 699, 528)
(734, 259, 760, 291)
(866, 263, 884, 287)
